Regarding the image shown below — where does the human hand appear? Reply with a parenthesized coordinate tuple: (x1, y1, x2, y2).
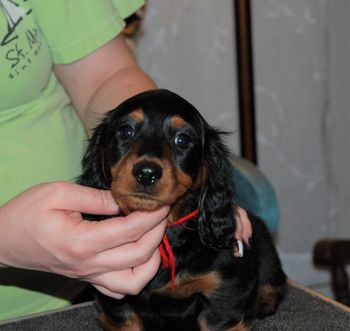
(0, 182, 169, 299)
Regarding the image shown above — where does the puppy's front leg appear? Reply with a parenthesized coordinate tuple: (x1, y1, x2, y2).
(98, 309, 144, 331)
(198, 315, 251, 331)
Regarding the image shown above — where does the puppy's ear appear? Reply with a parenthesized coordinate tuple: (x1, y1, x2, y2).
(77, 120, 111, 189)
(198, 127, 237, 250)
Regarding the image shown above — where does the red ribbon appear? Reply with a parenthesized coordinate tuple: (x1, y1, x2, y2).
(159, 209, 199, 289)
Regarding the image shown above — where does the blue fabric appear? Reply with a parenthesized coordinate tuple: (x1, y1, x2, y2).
(231, 156, 279, 233)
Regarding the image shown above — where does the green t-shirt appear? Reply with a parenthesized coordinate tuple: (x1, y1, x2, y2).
(0, 0, 143, 321)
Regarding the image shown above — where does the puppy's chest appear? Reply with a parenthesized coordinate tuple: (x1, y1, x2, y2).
(144, 228, 228, 298)
(165, 226, 216, 271)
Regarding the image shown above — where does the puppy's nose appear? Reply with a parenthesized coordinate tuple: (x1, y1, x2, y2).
(132, 162, 163, 186)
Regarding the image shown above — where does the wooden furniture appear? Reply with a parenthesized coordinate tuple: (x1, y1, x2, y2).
(313, 239, 350, 306)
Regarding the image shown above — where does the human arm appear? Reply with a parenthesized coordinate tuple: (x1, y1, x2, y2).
(54, 34, 156, 134)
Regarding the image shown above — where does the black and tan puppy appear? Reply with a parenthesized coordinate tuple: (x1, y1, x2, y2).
(78, 89, 286, 331)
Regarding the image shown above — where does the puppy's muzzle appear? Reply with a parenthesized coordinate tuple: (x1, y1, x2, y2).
(132, 161, 163, 187)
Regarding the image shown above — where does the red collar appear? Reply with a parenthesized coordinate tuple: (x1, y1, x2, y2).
(159, 209, 199, 289)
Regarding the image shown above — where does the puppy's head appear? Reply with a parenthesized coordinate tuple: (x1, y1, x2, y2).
(80, 89, 237, 249)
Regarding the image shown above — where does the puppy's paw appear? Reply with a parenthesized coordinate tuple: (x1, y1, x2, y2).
(254, 284, 286, 319)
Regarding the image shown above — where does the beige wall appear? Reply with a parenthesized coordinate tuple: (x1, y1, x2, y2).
(327, 0, 350, 238)
(252, 0, 330, 288)
(137, 0, 240, 152)
(136, 0, 350, 295)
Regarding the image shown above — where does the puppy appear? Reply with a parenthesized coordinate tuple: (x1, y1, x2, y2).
(78, 89, 286, 331)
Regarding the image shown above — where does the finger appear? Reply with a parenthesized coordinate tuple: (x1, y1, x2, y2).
(132, 248, 161, 284)
(92, 285, 125, 300)
(78, 206, 169, 252)
(90, 250, 161, 297)
(85, 220, 166, 273)
(234, 209, 243, 240)
(49, 182, 120, 215)
(236, 207, 252, 245)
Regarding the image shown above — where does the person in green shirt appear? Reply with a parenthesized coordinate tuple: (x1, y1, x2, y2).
(0, 0, 170, 321)
(0, 0, 251, 321)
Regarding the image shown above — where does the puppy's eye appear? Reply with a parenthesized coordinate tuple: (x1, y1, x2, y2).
(174, 134, 191, 148)
(117, 125, 134, 140)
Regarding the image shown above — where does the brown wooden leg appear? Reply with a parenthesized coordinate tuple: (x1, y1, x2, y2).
(313, 239, 350, 306)
(331, 264, 350, 306)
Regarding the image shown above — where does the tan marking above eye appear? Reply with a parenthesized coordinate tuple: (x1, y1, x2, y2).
(129, 108, 144, 122)
(171, 115, 187, 129)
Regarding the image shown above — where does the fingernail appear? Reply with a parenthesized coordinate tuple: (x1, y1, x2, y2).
(237, 240, 244, 257)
